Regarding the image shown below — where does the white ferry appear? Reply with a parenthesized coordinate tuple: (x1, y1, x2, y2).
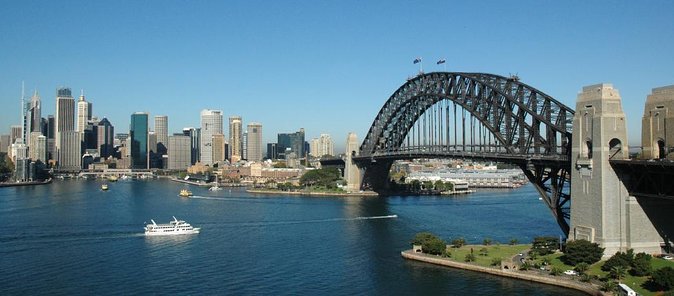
(144, 216, 200, 236)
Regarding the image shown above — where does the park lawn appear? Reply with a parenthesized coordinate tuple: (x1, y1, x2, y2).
(448, 244, 530, 267)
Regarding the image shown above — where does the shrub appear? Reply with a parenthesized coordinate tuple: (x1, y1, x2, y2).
(550, 267, 563, 276)
(509, 238, 518, 245)
(631, 252, 652, 276)
(574, 262, 589, 274)
(650, 267, 674, 291)
(451, 237, 466, 248)
(531, 236, 559, 255)
(411, 232, 447, 255)
(601, 249, 634, 272)
(483, 238, 492, 246)
(490, 257, 502, 267)
(464, 253, 476, 262)
(600, 280, 617, 293)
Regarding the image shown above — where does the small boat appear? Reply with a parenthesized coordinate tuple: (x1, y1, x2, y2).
(107, 176, 118, 182)
(179, 189, 193, 197)
(209, 175, 222, 191)
(144, 216, 200, 236)
(101, 184, 109, 191)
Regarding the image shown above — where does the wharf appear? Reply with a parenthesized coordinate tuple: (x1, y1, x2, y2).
(247, 188, 379, 197)
(0, 178, 52, 188)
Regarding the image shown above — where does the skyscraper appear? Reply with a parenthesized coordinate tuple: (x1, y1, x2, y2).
(212, 133, 226, 163)
(277, 128, 305, 159)
(168, 134, 191, 170)
(242, 131, 248, 160)
(310, 138, 320, 157)
(96, 118, 114, 158)
(76, 90, 92, 133)
(0, 134, 10, 153)
(28, 90, 41, 134)
(28, 132, 46, 162)
(266, 143, 278, 160)
(46, 115, 55, 161)
(229, 116, 242, 162)
(59, 130, 81, 171)
(10, 125, 22, 146)
(182, 127, 200, 165)
(200, 110, 223, 165)
(55, 88, 75, 153)
(318, 134, 334, 157)
(130, 112, 149, 169)
(246, 122, 263, 162)
(155, 115, 168, 155)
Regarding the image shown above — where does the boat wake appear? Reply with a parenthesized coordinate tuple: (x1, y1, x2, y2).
(210, 214, 398, 228)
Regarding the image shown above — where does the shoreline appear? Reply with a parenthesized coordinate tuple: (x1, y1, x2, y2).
(246, 188, 379, 197)
(401, 250, 603, 296)
(0, 178, 52, 188)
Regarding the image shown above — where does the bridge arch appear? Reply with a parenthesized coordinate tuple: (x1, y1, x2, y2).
(356, 72, 576, 235)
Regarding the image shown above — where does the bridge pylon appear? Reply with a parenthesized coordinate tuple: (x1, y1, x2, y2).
(570, 83, 661, 256)
(344, 132, 363, 192)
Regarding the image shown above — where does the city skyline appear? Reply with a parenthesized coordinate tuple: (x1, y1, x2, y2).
(1, 1, 674, 149)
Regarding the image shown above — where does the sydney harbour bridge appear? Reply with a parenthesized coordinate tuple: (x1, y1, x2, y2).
(323, 72, 674, 255)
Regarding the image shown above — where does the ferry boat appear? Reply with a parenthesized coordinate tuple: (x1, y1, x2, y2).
(101, 184, 109, 191)
(144, 216, 200, 236)
(179, 189, 193, 197)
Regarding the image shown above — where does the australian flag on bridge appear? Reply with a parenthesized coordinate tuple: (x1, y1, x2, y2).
(413, 57, 422, 64)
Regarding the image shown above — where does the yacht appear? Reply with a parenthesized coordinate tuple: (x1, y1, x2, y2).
(101, 184, 109, 191)
(179, 189, 193, 197)
(209, 175, 222, 191)
(144, 216, 200, 236)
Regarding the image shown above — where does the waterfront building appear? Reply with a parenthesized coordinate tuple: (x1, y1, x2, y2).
(168, 134, 191, 170)
(58, 130, 81, 171)
(182, 127, 200, 165)
(200, 109, 223, 166)
(76, 91, 92, 133)
(246, 122, 263, 162)
(229, 116, 242, 162)
(277, 128, 305, 159)
(212, 133, 226, 163)
(28, 132, 46, 162)
(130, 112, 149, 169)
(96, 118, 114, 158)
(55, 87, 75, 156)
(155, 115, 168, 155)
(266, 143, 278, 160)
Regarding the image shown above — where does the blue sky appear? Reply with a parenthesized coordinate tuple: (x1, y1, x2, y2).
(1, 0, 673, 150)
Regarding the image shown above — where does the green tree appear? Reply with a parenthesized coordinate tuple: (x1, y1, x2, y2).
(650, 267, 674, 291)
(561, 239, 604, 265)
(483, 238, 492, 246)
(422, 181, 434, 190)
(631, 252, 652, 276)
(273, 162, 287, 168)
(300, 168, 341, 188)
(410, 180, 421, 192)
(574, 262, 590, 274)
(520, 261, 531, 271)
(451, 237, 466, 248)
(600, 280, 617, 293)
(411, 232, 447, 255)
(601, 249, 634, 272)
(434, 180, 446, 191)
(550, 267, 563, 276)
(509, 238, 519, 245)
(490, 257, 502, 267)
(609, 266, 628, 281)
(531, 236, 559, 255)
(479, 247, 489, 256)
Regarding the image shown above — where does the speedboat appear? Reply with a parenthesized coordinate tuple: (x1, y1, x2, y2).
(144, 216, 200, 236)
(101, 184, 109, 191)
(179, 189, 193, 197)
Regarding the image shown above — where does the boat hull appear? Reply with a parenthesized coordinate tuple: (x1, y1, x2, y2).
(144, 228, 200, 236)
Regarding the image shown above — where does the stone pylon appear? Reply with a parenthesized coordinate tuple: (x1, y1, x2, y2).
(570, 84, 661, 256)
(344, 132, 363, 192)
(641, 85, 674, 159)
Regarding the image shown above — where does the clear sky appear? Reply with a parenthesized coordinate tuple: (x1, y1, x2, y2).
(1, 0, 673, 150)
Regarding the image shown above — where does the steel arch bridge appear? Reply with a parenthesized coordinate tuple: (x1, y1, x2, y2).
(354, 72, 575, 235)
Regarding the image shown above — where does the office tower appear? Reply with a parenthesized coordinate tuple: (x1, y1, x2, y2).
(310, 138, 319, 157)
(154, 115, 168, 155)
(59, 130, 81, 170)
(10, 125, 22, 146)
(182, 127, 200, 165)
(229, 116, 242, 162)
(266, 143, 278, 160)
(55, 87, 75, 154)
(246, 122, 262, 162)
(0, 134, 10, 153)
(168, 134, 191, 170)
(76, 90, 92, 133)
(199, 110, 223, 165)
(242, 131, 248, 160)
(212, 133, 226, 163)
(28, 91, 41, 134)
(96, 118, 114, 158)
(277, 128, 305, 159)
(130, 112, 149, 169)
(28, 132, 46, 162)
(46, 115, 55, 160)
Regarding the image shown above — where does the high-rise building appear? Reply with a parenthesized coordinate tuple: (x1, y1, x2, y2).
(266, 143, 278, 160)
(182, 127, 200, 165)
(242, 131, 248, 160)
(28, 132, 46, 162)
(96, 118, 114, 158)
(130, 112, 149, 169)
(212, 133, 226, 163)
(318, 134, 334, 157)
(229, 116, 242, 162)
(10, 125, 22, 146)
(0, 134, 10, 153)
(155, 115, 168, 155)
(168, 134, 191, 170)
(55, 87, 75, 154)
(310, 138, 320, 157)
(76, 90, 92, 133)
(200, 110, 223, 165)
(277, 128, 305, 159)
(246, 122, 263, 162)
(46, 115, 55, 160)
(28, 91, 41, 134)
(59, 130, 81, 171)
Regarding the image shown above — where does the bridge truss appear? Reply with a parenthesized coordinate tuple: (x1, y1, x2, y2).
(357, 72, 576, 235)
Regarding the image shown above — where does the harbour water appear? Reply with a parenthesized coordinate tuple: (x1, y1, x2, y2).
(0, 179, 584, 295)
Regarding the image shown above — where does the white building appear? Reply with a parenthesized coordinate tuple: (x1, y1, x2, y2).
(200, 109, 223, 165)
(76, 91, 92, 133)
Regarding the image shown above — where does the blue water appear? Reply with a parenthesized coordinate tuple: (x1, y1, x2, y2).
(0, 179, 583, 295)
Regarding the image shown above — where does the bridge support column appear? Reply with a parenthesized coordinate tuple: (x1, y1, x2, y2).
(344, 132, 363, 192)
(570, 84, 661, 256)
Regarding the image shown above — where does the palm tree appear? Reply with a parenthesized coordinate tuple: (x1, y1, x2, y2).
(610, 266, 628, 281)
